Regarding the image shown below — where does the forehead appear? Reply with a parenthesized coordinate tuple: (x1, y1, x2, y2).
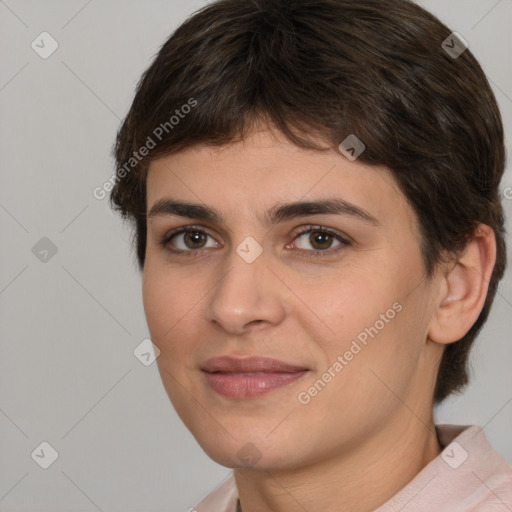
(145, 127, 412, 232)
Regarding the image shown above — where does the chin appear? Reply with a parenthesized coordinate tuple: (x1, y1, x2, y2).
(192, 428, 305, 471)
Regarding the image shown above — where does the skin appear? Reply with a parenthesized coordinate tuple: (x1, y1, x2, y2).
(142, 122, 496, 512)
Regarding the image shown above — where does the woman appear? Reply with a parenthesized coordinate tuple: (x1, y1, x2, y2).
(110, 0, 512, 510)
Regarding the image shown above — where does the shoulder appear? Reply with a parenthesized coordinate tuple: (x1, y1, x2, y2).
(378, 425, 512, 512)
(434, 424, 512, 510)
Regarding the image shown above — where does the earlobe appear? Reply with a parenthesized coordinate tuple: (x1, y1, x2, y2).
(428, 224, 497, 345)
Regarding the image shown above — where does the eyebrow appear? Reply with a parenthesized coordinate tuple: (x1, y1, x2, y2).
(147, 197, 380, 227)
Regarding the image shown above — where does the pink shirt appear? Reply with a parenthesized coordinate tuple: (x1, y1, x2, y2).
(192, 424, 512, 511)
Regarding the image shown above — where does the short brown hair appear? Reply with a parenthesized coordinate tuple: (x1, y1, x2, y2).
(110, 0, 507, 404)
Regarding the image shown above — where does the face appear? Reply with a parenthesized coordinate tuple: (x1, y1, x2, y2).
(143, 125, 443, 471)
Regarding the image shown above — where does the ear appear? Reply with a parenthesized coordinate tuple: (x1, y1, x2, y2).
(428, 224, 497, 345)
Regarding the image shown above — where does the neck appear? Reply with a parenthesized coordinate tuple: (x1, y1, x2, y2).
(234, 413, 442, 512)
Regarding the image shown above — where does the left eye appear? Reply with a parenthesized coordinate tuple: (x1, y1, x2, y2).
(290, 226, 348, 253)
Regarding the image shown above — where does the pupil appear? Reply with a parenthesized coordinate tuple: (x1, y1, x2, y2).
(312, 231, 331, 250)
(186, 231, 205, 248)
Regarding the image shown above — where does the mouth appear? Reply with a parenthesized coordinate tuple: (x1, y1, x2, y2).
(202, 370, 309, 398)
(201, 356, 309, 399)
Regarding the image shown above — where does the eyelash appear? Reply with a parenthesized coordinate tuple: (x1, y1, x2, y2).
(158, 225, 351, 259)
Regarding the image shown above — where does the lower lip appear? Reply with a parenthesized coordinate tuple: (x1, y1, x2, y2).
(202, 370, 308, 398)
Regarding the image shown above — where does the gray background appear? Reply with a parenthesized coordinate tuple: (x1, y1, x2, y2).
(0, 1, 511, 511)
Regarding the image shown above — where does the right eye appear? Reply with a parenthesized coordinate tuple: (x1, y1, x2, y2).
(159, 226, 219, 255)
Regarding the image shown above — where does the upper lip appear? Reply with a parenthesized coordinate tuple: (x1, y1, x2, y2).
(201, 356, 308, 373)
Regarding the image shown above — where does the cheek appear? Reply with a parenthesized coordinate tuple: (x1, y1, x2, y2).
(142, 267, 198, 409)
(142, 262, 207, 377)
(142, 264, 184, 345)
(307, 261, 425, 392)
(142, 270, 167, 338)
(312, 269, 398, 348)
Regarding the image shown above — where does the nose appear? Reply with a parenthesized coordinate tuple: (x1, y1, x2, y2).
(204, 248, 287, 336)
